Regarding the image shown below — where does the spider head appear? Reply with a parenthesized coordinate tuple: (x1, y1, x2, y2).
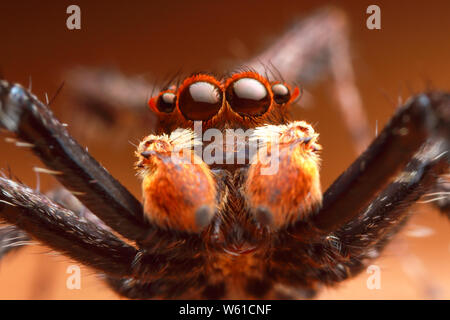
(148, 71, 301, 132)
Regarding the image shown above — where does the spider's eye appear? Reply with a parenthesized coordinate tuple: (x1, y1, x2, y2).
(156, 92, 176, 113)
(178, 81, 223, 121)
(225, 78, 271, 116)
(271, 83, 291, 105)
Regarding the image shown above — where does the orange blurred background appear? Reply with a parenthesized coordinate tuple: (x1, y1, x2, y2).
(0, 0, 449, 299)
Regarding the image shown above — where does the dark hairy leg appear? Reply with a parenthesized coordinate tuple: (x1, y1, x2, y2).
(309, 139, 447, 287)
(0, 178, 137, 276)
(0, 80, 149, 241)
(0, 183, 206, 295)
(103, 275, 207, 299)
(0, 79, 210, 287)
(0, 81, 207, 266)
(310, 92, 449, 234)
(0, 187, 108, 263)
(428, 172, 450, 216)
(0, 225, 30, 260)
(270, 92, 449, 287)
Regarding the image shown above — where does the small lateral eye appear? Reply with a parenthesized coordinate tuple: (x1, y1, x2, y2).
(226, 78, 271, 116)
(271, 83, 290, 105)
(157, 92, 176, 113)
(178, 81, 223, 121)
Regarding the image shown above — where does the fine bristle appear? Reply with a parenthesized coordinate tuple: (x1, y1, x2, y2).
(250, 121, 318, 147)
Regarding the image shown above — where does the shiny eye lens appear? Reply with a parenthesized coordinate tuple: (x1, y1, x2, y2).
(157, 92, 176, 113)
(178, 81, 223, 121)
(226, 78, 271, 116)
(272, 83, 291, 105)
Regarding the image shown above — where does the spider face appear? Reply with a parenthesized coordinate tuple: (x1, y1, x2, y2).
(149, 71, 300, 133)
(137, 73, 323, 274)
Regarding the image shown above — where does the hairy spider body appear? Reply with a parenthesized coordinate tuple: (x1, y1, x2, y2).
(0, 76, 448, 299)
(0, 8, 449, 299)
(126, 72, 324, 298)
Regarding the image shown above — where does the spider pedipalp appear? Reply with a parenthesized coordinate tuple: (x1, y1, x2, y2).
(135, 129, 217, 233)
(245, 121, 322, 228)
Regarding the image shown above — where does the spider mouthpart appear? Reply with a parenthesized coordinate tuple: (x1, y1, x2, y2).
(226, 77, 271, 116)
(178, 80, 223, 121)
(156, 92, 176, 113)
(272, 83, 290, 105)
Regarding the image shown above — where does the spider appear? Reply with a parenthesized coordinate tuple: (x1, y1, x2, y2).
(0, 8, 449, 299)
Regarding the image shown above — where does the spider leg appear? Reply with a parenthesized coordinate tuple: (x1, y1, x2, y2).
(103, 275, 205, 299)
(303, 139, 447, 287)
(67, 68, 156, 118)
(0, 80, 149, 241)
(309, 92, 449, 234)
(428, 171, 450, 216)
(0, 225, 30, 261)
(0, 178, 137, 276)
(269, 92, 448, 288)
(0, 82, 209, 289)
(46, 186, 208, 279)
(1, 184, 207, 294)
(103, 276, 160, 299)
(246, 7, 369, 153)
(0, 187, 109, 263)
(65, 68, 158, 138)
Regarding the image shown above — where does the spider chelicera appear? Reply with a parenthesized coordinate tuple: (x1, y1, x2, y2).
(0, 8, 448, 299)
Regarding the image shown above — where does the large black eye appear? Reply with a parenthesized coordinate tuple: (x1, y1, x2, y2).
(178, 81, 223, 121)
(226, 78, 271, 116)
(157, 92, 176, 113)
(272, 83, 290, 105)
